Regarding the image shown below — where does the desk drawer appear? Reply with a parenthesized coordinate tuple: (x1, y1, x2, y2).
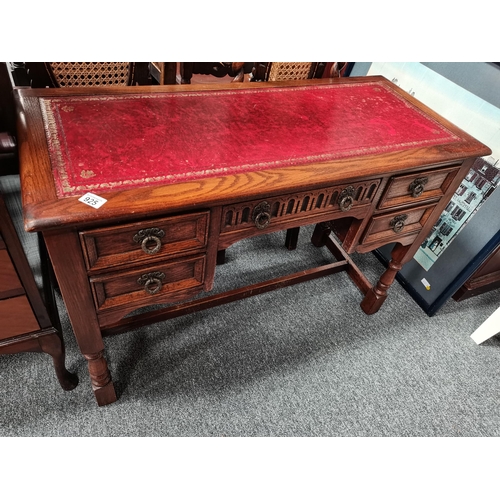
(221, 179, 381, 233)
(378, 165, 460, 210)
(90, 255, 206, 311)
(361, 204, 437, 246)
(80, 211, 209, 272)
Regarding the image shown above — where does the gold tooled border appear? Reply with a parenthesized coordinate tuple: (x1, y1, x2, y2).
(40, 82, 464, 198)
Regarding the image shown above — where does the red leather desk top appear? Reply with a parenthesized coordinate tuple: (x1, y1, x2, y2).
(40, 80, 462, 198)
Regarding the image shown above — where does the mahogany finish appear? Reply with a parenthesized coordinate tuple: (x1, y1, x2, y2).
(180, 63, 250, 84)
(0, 62, 17, 175)
(148, 62, 177, 85)
(453, 243, 500, 301)
(1, 61, 77, 391)
(14, 77, 490, 405)
(0, 185, 78, 390)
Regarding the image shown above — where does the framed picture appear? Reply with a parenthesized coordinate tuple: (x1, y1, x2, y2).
(350, 62, 500, 316)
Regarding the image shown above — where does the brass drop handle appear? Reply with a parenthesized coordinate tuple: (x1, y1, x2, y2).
(253, 201, 272, 229)
(137, 271, 165, 295)
(338, 186, 355, 212)
(133, 228, 166, 255)
(408, 177, 428, 198)
(390, 214, 408, 233)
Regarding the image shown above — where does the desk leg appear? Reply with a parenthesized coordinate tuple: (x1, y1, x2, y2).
(361, 243, 409, 315)
(285, 227, 300, 250)
(216, 249, 226, 265)
(83, 351, 116, 404)
(44, 230, 117, 406)
(311, 221, 330, 247)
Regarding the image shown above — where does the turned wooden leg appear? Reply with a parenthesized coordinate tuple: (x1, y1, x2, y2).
(285, 227, 300, 250)
(83, 350, 117, 406)
(44, 230, 117, 406)
(361, 243, 410, 315)
(38, 333, 78, 391)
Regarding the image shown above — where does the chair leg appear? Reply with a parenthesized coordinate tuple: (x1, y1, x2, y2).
(38, 332, 79, 391)
(311, 222, 331, 247)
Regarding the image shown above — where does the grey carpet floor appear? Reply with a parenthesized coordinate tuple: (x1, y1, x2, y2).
(1, 223, 500, 437)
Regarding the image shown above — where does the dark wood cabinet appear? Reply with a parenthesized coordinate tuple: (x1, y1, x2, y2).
(0, 61, 77, 391)
(453, 242, 500, 301)
(0, 178, 78, 391)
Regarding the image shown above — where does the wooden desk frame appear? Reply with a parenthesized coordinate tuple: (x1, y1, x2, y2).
(14, 77, 491, 405)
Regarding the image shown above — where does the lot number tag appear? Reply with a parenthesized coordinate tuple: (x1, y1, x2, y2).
(78, 193, 107, 209)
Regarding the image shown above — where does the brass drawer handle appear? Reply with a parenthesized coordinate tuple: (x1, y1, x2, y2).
(137, 271, 165, 295)
(133, 228, 166, 255)
(408, 177, 428, 197)
(390, 214, 408, 233)
(339, 186, 355, 212)
(253, 201, 271, 229)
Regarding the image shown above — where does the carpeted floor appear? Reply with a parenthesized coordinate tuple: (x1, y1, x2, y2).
(1, 213, 499, 436)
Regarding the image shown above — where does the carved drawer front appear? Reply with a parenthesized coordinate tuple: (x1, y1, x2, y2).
(80, 211, 209, 272)
(0, 296, 40, 340)
(90, 255, 206, 312)
(378, 165, 461, 210)
(221, 180, 381, 233)
(361, 204, 437, 246)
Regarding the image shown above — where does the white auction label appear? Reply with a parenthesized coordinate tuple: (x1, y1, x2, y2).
(421, 278, 431, 290)
(78, 192, 108, 209)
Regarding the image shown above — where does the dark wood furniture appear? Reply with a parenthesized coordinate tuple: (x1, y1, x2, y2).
(325, 62, 352, 78)
(250, 62, 327, 82)
(148, 62, 177, 85)
(151, 63, 340, 86)
(0, 61, 77, 391)
(180, 63, 252, 84)
(0, 63, 17, 175)
(14, 77, 490, 406)
(453, 241, 500, 300)
(0, 180, 78, 390)
(148, 63, 251, 85)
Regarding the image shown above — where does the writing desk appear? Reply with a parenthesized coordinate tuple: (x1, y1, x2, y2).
(15, 76, 490, 406)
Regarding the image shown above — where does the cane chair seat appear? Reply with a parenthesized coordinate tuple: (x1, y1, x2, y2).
(268, 62, 320, 81)
(24, 62, 150, 88)
(49, 62, 131, 87)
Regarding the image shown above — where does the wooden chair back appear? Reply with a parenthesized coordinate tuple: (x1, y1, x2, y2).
(0, 62, 17, 174)
(250, 62, 327, 82)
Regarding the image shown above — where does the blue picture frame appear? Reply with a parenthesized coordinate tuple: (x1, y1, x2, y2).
(350, 62, 500, 316)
